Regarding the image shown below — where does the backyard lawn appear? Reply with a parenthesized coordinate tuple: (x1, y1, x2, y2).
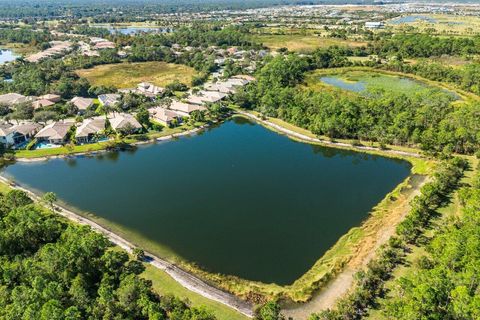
(76, 61, 198, 89)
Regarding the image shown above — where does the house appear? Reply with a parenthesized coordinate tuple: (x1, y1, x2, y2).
(98, 94, 120, 107)
(204, 82, 235, 94)
(70, 97, 94, 114)
(32, 99, 55, 110)
(75, 118, 106, 144)
(108, 113, 142, 133)
(38, 94, 61, 103)
(187, 91, 227, 105)
(169, 100, 206, 116)
(120, 82, 164, 99)
(0, 123, 14, 146)
(136, 82, 164, 98)
(0, 93, 31, 106)
(94, 41, 116, 50)
(0, 122, 42, 147)
(35, 121, 73, 145)
(25, 41, 72, 63)
(149, 107, 182, 126)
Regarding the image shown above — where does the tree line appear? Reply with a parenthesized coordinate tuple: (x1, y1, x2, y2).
(0, 188, 217, 320)
(383, 162, 480, 319)
(309, 157, 468, 320)
(236, 54, 480, 155)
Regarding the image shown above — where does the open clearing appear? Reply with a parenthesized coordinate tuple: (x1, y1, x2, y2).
(76, 61, 198, 88)
(251, 34, 366, 52)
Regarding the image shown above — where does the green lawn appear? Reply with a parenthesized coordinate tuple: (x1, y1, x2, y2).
(76, 61, 198, 89)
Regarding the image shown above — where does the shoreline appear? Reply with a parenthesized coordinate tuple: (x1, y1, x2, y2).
(3, 112, 432, 315)
(234, 110, 421, 159)
(14, 124, 211, 163)
(0, 174, 255, 318)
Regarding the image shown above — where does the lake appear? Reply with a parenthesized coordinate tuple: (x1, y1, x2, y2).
(0, 49, 18, 64)
(1, 117, 411, 285)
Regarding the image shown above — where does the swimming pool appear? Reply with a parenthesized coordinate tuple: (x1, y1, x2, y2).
(35, 141, 61, 149)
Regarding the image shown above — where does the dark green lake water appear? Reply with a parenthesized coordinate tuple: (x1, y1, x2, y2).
(2, 118, 411, 285)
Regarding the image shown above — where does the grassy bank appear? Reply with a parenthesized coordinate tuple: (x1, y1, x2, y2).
(76, 61, 198, 88)
(13, 125, 192, 159)
(142, 265, 248, 320)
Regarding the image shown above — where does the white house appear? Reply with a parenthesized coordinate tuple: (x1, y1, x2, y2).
(0, 122, 42, 147)
(107, 113, 142, 133)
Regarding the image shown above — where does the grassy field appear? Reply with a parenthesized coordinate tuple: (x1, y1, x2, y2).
(76, 61, 198, 89)
(251, 34, 367, 52)
(387, 14, 480, 36)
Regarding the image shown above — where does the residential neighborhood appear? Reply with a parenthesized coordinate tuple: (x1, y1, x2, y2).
(0, 74, 254, 150)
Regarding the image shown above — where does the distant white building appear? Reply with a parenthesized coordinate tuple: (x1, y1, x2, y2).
(365, 22, 384, 29)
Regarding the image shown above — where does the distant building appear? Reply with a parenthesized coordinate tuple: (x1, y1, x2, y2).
(365, 22, 384, 29)
(38, 94, 61, 103)
(32, 99, 55, 110)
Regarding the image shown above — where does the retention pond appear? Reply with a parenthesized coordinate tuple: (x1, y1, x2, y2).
(2, 117, 411, 285)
